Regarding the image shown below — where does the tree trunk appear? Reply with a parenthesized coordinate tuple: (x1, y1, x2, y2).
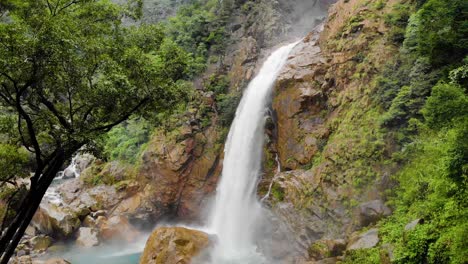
(0, 150, 66, 264)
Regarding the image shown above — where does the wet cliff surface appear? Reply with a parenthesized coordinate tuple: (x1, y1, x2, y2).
(263, 0, 406, 260)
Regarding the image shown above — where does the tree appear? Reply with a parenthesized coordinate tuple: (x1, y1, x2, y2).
(0, 0, 192, 262)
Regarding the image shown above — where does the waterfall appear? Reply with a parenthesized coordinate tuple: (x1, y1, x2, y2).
(206, 41, 298, 263)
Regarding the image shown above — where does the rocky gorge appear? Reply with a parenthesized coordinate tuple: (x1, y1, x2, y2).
(5, 0, 467, 263)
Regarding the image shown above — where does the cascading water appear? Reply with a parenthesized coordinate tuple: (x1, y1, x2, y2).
(206, 41, 299, 263)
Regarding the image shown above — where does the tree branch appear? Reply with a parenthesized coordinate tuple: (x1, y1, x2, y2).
(0, 188, 21, 232)
(15, 95, 43, 178)
(56, 0, 81, 15)
(38, 91, 72, 131)
(17, 116, 34, 153)
(90, 98, 149, 132)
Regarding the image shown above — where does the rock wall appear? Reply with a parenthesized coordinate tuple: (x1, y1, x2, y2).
(265, 0, 404, 260)
(134, 0, 334, 224)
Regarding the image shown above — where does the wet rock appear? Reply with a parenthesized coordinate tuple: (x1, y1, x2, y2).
(47, 244, 67, 254)
(308, 239, 346, 261)
(74, 154, 95, 173)
(358, 200, 391, 227)
(95, 215, 107, 227)
(112, 193, 142, 216)
(82, 215, 96, 227)
(31, 203, 81, 238)
(43, 258, 71, 264)
(92, 210, 107, 218)
(267, 170, 347, 257)
(25, 226, 37, 237)
(139, 227, 210, 264)
(30, 236, 52, 251)
(347, 229, 379, 250)
(405, 218, 424, 231)
(273, 38, 329, 170)
(57, 179, 120, 213)
(75, 205, 91, 220)
(12, 256, 32, 264)
(99, 216, 140, 242)
(62, 168, 77, 179)
(76, 227, 99, 248)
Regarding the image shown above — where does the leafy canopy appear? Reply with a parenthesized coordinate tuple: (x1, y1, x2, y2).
(0, 0, 193, 161)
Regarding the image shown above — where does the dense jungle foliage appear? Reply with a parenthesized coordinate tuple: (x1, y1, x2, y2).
(345, 0, 468, 263)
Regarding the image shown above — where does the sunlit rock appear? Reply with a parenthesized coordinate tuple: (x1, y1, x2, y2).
(30, 235, 52, 251)
(99, 215, 140, 242)
(43, 258, 71, 264)
(347, 228, 379, 250)
(139, 227, 210, 264)
(31, 203, 81, 238)
(76, 227, 99, 248)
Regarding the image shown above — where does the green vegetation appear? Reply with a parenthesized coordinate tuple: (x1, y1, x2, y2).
(95, 0, 241, 164)
(81, 161, 136, 187)
(341, 0, 468, 263)
(0, 0, 196, 261)
(165, 0, 235, 74)
(103, 117, 151, 164)
(270, 183, 285, 202)
(342, 248, 381, 264)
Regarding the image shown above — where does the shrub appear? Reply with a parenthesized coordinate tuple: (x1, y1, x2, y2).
(216, 92, 241, 127)
(103, 117, 151, 163)
(403, 0, 468, 66)
(422, 83, 468, 129)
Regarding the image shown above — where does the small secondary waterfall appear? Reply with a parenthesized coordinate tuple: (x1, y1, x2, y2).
(207, 41, 298, 263)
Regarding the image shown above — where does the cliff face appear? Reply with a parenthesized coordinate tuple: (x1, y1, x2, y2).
(265, 0, 402, 259)
(135, 0, 333, 223)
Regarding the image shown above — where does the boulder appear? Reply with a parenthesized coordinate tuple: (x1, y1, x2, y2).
(25, 226, 37, 237)
(12, 256, 32, 264)
(31, 204, 81, 238)
(30, 235, 52, 251)
(82, 215, 96, 227)
(347, 229, 379, 250)
(358, 200, 391, 227)
(99, 216, 140, 242)
(92, 210, 107, 218)
(62, 168, 77, 179)
(44, 258, 71, 264)
(95, 215, 107, 227)
(76, 227, 99, 248)
(139, 227, 210, 264)
(47, 244, 67, 254)
(16, 250, 27, 257)
(74, 154, 95, 173)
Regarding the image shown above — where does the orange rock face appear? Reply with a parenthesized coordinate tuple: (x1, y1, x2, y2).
(138, 125, 222, 222)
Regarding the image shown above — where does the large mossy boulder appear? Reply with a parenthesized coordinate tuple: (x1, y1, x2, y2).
(139, 227, 210, 264)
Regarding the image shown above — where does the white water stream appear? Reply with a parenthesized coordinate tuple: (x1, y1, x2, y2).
(44, 155, 82, 206)
(205, 41, 298, 263)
